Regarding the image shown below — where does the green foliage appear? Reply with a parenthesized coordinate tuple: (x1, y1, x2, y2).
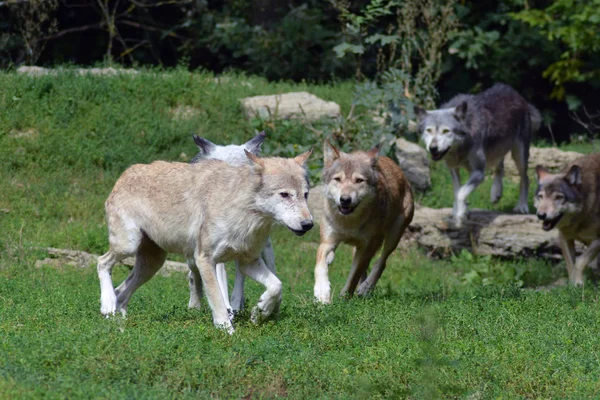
(511, 0, 600, 100)
(332, 0, 459, 108)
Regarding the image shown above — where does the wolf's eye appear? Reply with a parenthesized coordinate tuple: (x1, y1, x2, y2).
(334, 177, 341, 182)
(355, 178, 364, 184)
(554, 194, 564, 201)
(425, 128, 433, 133)
(442, 128, 450, 134)
(280, 192, 289, 198)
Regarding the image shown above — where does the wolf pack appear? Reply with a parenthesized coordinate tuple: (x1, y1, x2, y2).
(97, 83, 600, 333)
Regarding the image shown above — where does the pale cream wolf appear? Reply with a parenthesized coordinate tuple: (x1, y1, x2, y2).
(313, 140, 414, 303)
(97, 150, 313, 333)
(535, 152, 600, 285)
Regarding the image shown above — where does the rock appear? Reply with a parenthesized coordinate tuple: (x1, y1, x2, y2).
(17, 66, 138, 77)
(36, 247, 187, 277)
(394, 138, 431, 191)
(504, 147, 584, 178)
(405, 206, 563, 258)
(240, 92, 341, 122)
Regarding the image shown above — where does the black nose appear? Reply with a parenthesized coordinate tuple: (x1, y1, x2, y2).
(537, 212, 546, 220)
(340, 195, 352, 206)
(300, 220, 314, 232)
(429, 145, 439, 154)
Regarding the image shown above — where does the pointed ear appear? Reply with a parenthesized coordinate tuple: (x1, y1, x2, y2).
(413, 105, 427, 120)
(323, 139, 341, 168)
(244, 149, 264, 170)
(193, 134, 216, 154)
(564, 165, 582, 186)
(293, 148, 313, 166)
(366, 143, 381, 164)
(535, 165, 551, 182)
(454, 102, 468, 121)
(244, 131, 266, 154)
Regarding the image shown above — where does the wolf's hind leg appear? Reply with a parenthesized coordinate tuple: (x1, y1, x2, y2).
(511, 139, 530, 214)
(114, 235, 167, 314)
(490, 161, 504, 204)
(187, 259, 203, 309)
(98, 220, 142, 316)
(238, 258, 282, 324)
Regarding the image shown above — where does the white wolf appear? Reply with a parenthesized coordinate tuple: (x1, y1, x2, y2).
(189, 131, 276, 313)
(97, 150, 314, 333)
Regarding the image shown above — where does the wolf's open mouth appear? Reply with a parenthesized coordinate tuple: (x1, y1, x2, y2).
(430, 148, 449, 161)
(542, 214, 563, 231)
(338, 205, 355, 215)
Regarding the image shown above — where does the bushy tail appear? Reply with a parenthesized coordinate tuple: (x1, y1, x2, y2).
(529, 104, 542, 133)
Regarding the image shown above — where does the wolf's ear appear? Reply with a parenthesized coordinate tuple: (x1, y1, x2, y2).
(293, 148, 313, 166)
(324, 139, 341, 168)
(535, 165, 551, 182)
(244, 131, 266, 154)
(366, 143, 381, 164)
(454, 102, 468, 121)
(244, 149, 265, 170)
(193, 134, 216, 154)
(413, 105, 427, 121)
(565, 165, 582, 186)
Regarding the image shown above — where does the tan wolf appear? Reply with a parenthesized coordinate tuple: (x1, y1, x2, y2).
(97, 150, 313, 333)
(313, 140, 414, 303)
(535, 152, 600, 285)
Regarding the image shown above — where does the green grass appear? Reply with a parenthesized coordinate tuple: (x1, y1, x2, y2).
(1, 68, 599, 398)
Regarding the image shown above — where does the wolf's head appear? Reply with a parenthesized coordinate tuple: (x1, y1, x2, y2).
(534, 165, 584, 231)
(321, 139, 380, 216)
(245, 150, 314, 236)
(191, 131, 266, 165)
(414, 103, 468, 161)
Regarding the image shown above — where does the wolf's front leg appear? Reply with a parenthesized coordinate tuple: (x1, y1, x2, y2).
(572, 239, 600, 286)
(314, 240, 337, 304)
(454, 170, 484, 228)
(238, 258, 282, 324)
(196, 251, 234, 334)
(558, 232, 576, 282)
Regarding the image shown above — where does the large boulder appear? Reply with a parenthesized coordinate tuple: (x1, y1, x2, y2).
(394, 138, 431, 191)
(240, 92, 341, 122)
(504, 147, 584, 178)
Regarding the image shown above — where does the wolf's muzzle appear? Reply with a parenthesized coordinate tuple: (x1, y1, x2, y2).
(429, 146, 448, 161)
(289, 220, 314, 236)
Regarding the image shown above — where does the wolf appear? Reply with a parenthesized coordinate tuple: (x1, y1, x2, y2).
(415, 83, 541, 227)
(535, 153, 600, 285)
(189, 131, 276, 313)
(97, 150, 314, 333)
(313, 140, 414, 304)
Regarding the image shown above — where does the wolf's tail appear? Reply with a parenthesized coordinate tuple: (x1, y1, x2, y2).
(529, 104, 542, 133)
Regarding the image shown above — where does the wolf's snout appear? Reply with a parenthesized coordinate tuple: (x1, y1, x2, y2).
(537, 212, 546, 220)
(429, 144, 439, 154)
(339, 195, 352, 206)
(300, 220, 314, 232)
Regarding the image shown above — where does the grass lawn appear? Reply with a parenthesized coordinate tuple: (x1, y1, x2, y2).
(2, 68, 600, 398)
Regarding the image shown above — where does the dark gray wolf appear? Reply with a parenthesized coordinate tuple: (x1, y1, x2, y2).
(314, 140, 414, 303)
(190, 132, 276, 313)
(97, 150, 313, 334)
(535, 153, 600, 285)
(415, 83, 541, 227)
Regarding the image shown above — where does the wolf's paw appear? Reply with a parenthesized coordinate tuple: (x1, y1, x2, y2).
(513, 203, 529, 214)
(490, 189, 503, 204)
(314, 282, 331, 304)
(215, 320, 235, 335)
(230, 294, 245, 314)
(250, 305, 270, 325)
(356, 280, 374, 296)
(100, 292, 118, 316)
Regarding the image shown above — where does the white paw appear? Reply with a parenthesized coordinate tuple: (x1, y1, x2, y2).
(100, 292, 117, 316)
(216, 320, 235, 335)
(314, 281, 331, 304)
